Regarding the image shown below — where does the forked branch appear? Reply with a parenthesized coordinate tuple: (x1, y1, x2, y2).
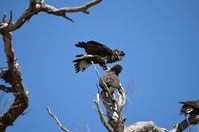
(0, 0, 102, 33)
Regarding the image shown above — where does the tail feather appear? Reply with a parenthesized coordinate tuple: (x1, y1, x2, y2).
(73, 58, 91, 73)
(73, 54, 97, 73)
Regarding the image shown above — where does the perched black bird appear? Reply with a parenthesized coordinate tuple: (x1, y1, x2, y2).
(99, 64, 123, 94)
(73, 41, 125, 73)
(179, 100, 199, 116)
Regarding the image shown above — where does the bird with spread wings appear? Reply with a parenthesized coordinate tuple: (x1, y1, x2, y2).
(73, 41, 125, 73)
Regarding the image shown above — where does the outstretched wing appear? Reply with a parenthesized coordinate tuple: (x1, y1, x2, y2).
(75, 41, 113, 56)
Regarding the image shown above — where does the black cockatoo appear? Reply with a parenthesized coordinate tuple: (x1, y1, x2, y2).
(179, 100, 199, 116)
(99, 64, 123, 94)
(73, 41, 125, 73)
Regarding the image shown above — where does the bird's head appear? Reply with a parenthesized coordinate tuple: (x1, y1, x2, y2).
(109, 64, 123, 76)
(113, 49, 125, 61)
(179, 100, 199, 116)
(180, 105, 194, 115)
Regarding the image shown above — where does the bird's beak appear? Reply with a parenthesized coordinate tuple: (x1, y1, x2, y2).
(121, 51, 125, 56)
(181, 107, 193, 115)
(185, 107, 193, 114)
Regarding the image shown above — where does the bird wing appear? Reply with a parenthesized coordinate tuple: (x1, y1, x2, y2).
(179, 100, 199, 109)
(75, 41, 113, 56)
(73, 55, 95, 73)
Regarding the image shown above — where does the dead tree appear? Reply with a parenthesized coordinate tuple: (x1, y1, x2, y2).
(0, 0, 102, 131)
(1, 1, 198, 132)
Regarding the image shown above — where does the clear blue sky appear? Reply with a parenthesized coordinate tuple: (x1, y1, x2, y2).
(1, 0, 199, 132)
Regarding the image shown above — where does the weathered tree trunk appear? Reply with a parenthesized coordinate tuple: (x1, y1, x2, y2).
(0, 0, 102, 131)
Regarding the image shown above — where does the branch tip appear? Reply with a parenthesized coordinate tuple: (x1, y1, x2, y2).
(8, 10, 13, 26)
(62, 14, 74, 23)
(46, 106, 69, 132)
(83, 11, 90, 14)
(2, 13, 7, 23)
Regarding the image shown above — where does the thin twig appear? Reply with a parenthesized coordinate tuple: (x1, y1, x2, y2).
(96, 83, 100, 93)
(8, 10, 12, 26)
(91, 61, 101, 79)
(62, 14, 74, 23)
(46, 107, 69, 132)
(2, 14, 6, 23)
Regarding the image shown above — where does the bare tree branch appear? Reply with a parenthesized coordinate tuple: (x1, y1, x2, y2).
(0, 32, 29, 132)
(124, 121, 168, 132)
(0, 0, 102, 33)
(2, 14, 6, 23)
(46, 107, 69, 132)
(7, 11, 12, 26)
(93, 94, 113, 132)
(115, 85, 126, 131)
(2, 33, 15, 68)
(125, 115, 199, 132)
(0, 85, 14, 93)
(0, 25, 29, 132)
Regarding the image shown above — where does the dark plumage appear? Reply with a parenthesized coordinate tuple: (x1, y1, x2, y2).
(99, 64, 123, 94)
(73, 41, 125, 73)
(179, 100, 199, 116)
